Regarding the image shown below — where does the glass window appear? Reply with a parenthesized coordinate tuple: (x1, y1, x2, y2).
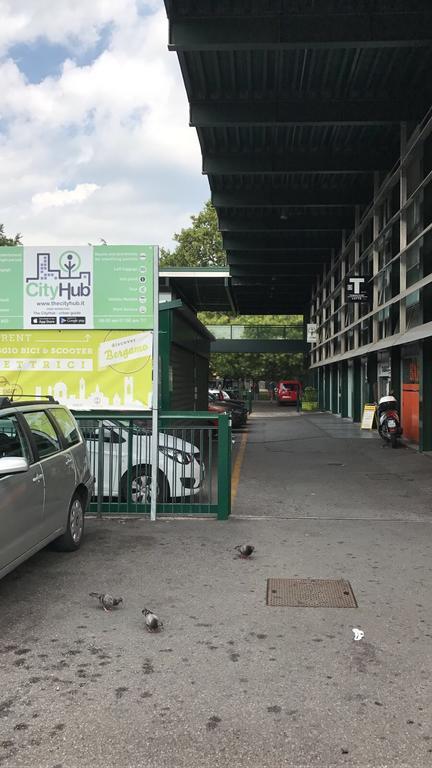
(406, 290, 422, 329)
(51, 408, 80, 447)
(406, 242, 421, 288)
(0, 416, 29, 460)
(403, 356, 419, 384)
(23, 411, 61, 459)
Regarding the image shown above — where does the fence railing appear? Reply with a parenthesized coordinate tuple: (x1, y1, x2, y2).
(74, 411, 231, 519)
(207, 324, 303, 340)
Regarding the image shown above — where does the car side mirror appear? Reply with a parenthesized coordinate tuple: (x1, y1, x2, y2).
(0, 457, 29, 476)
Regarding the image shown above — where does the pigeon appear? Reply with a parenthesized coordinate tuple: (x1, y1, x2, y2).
(142, 608, 163, 632)
(89, 592, 123, 612)
(235, 544, 255, 559)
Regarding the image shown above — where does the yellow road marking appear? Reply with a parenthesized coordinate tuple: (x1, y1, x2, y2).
(231, 429, 249, 505)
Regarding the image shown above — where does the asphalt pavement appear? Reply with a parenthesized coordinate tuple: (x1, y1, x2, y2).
(1, 406, 432, 768)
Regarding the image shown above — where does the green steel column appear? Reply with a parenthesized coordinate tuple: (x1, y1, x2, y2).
(159, 309, 172, 411)
(353, 358, 362, 422)
(391, 347, 401, 405)
(367, 352, 378, 403)
(324, 367, 330, 410)
(420, 339, 432, 452)
(341, 360, 348, 418)
(331, 365, 338, 413)
(318, 368, 324, 409)
(217, 413, 231, 520)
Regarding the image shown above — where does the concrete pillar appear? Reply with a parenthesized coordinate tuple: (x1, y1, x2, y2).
(340, 242, 347, 354)
(399, 123, 408, 333)
(372, 172, 380, 342)
(354, 206, 361, 348)
(329, 249, 336, 352)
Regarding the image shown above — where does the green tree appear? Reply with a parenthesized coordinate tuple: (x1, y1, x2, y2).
(160, 200, 226, 267)
(0, 224, 21, 246)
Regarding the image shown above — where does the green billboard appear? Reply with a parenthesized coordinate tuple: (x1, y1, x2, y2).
(0, 245, 155, 330)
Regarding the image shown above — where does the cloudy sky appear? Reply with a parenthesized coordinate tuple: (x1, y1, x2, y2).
(0, 0, 208, 248)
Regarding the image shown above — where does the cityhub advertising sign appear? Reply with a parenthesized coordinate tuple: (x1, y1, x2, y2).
(0, 244, 154, 329)
(0, 245, 157, 410)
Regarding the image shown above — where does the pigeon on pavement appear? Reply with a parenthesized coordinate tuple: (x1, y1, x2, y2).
(235, 544, 255, 559)
(142, 608, 163, 632)
(89, 592, 123, 612)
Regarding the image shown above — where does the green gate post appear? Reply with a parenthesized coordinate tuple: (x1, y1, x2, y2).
(217, 413, 231, 520)
(97, 420, 104, 518)
(127, 421, 134, 511)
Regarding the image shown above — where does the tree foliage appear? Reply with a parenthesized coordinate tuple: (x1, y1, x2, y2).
(0, 224, 21, 246)
(209, 352, 307, 382)
(160, 201, 226, 268)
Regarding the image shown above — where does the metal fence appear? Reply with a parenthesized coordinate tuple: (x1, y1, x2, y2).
(74, 411, 231, 519)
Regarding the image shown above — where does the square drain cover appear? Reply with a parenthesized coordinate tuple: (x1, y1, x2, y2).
(266, 578, 357, 608)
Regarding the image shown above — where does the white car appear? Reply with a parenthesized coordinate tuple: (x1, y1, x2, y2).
(209, 388, 230, 401)
(82, 419, 204, 503)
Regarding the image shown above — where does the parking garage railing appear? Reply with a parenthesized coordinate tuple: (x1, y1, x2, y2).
(74, 411, 231, 519)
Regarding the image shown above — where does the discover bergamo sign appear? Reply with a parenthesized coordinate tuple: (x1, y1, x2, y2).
(0, 245, 155, 330)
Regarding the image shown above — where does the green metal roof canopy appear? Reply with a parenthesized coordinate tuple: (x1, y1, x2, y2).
(160, 267, 236, 313)
(164, 0, 432, 315)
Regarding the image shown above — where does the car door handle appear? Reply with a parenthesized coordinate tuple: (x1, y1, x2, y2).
(65, 456, 73, 466)
(32, 474, 43, 483)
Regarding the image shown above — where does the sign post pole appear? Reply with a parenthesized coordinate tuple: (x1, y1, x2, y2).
(150, 247, 159, 522)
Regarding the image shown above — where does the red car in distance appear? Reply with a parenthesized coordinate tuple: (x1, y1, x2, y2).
(276, 380, 302, 406)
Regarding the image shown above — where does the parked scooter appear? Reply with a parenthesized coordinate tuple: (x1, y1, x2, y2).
(377, 394, 403, 448)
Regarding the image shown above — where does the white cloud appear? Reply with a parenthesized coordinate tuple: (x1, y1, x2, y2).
(0, 1, 208, 248)
(0, 0, 132, 54)
(32, 183, 100, 210)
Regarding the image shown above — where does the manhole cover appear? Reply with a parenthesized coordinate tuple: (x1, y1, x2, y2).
(266, 579, 357, 608)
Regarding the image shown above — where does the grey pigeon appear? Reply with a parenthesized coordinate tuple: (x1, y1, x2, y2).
(235, 544, 255, 559)
(142, 608, 163, 632)
(89, 592, 123, 612)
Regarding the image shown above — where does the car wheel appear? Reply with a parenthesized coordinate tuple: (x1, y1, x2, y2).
(53, 493, 85, 552)
(121, 466, 170, 504)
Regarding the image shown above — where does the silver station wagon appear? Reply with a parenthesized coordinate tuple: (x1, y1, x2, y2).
(0, 397, 93, 580)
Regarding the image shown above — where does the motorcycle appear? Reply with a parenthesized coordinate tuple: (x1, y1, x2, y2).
(377, 395, 403, 448)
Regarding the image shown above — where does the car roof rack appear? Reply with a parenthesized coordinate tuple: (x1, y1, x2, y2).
(0, 395, 58, 410)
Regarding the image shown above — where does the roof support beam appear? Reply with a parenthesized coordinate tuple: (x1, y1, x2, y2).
(191, 100, 426, 127)
(218, 214, 354, 232)
(227, 250, 330, 265)
(203, 151, 393, 175)
(231, 272, 321, 280)
(223, 232, 341, 250)
(212, 188, 371, 207)
(169, 13, 432, 50)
